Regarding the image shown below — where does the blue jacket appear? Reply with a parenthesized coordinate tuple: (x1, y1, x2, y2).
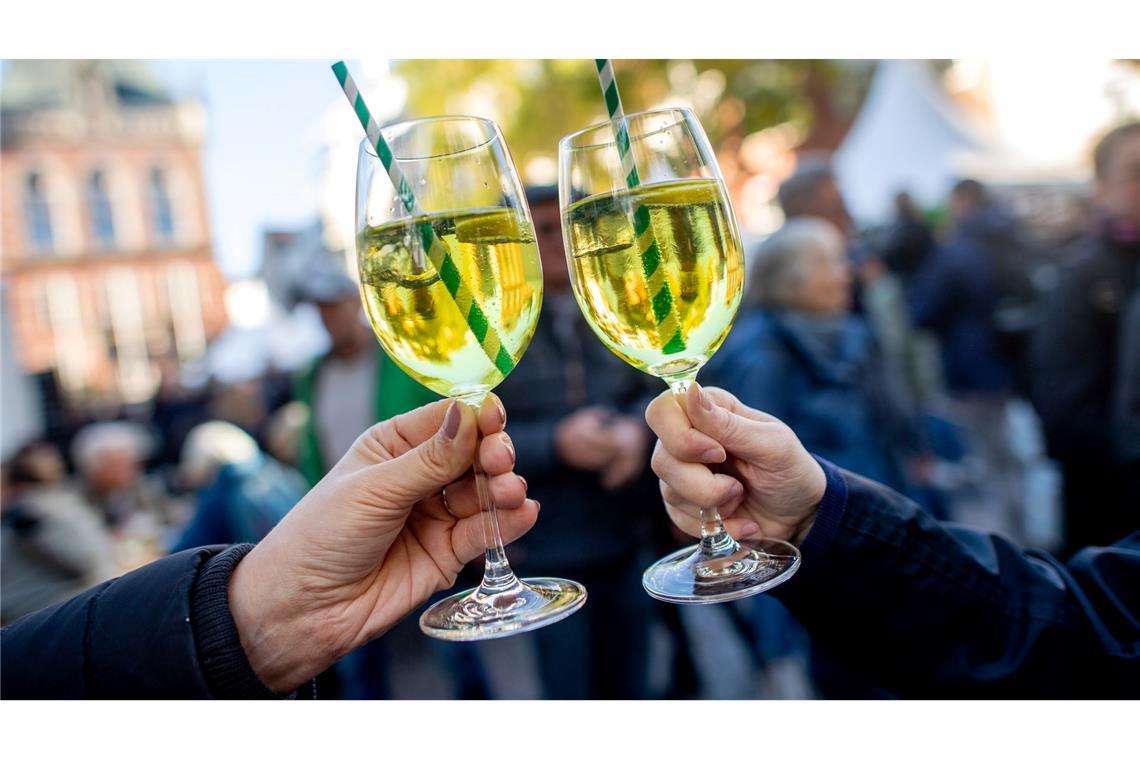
(779, 461, 1139, 696)
(705, 309, 916, 490)
(170, 456, 307, 553)
(907, 207, 1015, 393)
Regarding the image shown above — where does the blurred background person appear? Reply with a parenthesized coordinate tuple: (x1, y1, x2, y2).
(68, 421, 182, 565)
(1115, 281, 1140, 505)
(708, 217, 922, 491)
(2, 442, 117, 624)
(777, 154, 855, 236)
(169, 421, 306, 552)
(906, 178, 1030, 542)
(289, 256, 442, 699)
(777, 159, 935, 408)
(881, 190, 936, 287)
(262, 400, 311, 469)
(292, 257, 437, 486)
(1031, 121, 1140, 554)
(491, 186, 658, 699)
(704, 217, 927, 697)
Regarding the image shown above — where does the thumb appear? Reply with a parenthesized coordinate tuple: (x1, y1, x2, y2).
(684, 383, 768, 461)
(382, 401, 477, 504)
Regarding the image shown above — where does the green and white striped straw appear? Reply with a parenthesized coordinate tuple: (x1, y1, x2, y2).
(594, 59, 685, 355)
(332, 61, 515, 378)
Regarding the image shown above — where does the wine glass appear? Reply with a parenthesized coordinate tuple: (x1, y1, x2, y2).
(356, 116, 587, 639)
(558, 107, 800, 604)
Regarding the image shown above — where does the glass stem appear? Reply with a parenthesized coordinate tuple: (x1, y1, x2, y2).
(457, 393, 520, 595)
(668, 377, 743, 560)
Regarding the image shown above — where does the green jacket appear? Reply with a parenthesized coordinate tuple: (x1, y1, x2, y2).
(294, 349, 439, 486)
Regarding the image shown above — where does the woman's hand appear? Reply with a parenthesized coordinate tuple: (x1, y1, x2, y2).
(227, 395, 536, 693)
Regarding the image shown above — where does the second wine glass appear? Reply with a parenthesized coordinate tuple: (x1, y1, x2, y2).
(558, 107, 800, 604)
(356, 115, 586, 638)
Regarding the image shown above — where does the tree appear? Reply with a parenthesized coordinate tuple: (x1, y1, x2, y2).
(394, 59, 874, 183)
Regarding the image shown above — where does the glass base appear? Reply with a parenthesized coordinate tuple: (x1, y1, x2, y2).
(643, 537, 800, 605)
(419, 577, 587, 641)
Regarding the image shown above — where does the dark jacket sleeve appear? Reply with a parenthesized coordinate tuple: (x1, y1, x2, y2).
(775, 461, 1140, 697)
(0, 544, 309, 699)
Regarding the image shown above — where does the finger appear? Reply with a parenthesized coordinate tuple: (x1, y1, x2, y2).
(651, 442, 743, 509)
(434, 471, 528, 519)
(377, 401, 479, 504)
(684, 383, 785, 461)
(385, 398, 456, 449)
(451, 499, 540, 564)
(699, 385, 780, 424)
(660, 480, 744, 519)
(478, 394, 507, 437)
(479, 432, 516, 477)
(644, 389, 726, 464)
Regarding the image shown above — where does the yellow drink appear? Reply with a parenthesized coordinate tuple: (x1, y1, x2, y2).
(357, 207, 542, 398)
(563, 178, 744, 380)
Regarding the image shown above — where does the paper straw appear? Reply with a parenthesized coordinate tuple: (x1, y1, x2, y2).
(594, 60, 685, 355)
(332, 61, 515, 377)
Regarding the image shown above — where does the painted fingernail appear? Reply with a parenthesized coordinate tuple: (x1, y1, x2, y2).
(442, 401, 462, 440)
(696, 385, 713, 411)
(501, 433, 515, 463)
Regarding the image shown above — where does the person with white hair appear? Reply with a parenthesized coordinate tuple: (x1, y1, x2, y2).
(704, 217, 927, 698)
(707, 217, 921, 488)
(169, 421, 307, 552)
(69, 421, 173, 532)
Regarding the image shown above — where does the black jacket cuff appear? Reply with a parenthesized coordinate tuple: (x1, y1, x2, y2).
(190, 544, 302, 699)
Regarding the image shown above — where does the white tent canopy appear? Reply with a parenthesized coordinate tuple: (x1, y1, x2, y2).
(834, 60, 1007, 223)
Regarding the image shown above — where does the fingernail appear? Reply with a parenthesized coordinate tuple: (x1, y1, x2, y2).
(518, 475, 527, 491)
(495, 397, 506, 426)
(696, 385, 713, 411)
(533, 499, 541, 512)
(502, 433, 515, 463)
(442, 401, 462, 440)
(700, 447, 725, 463)
(738, 521, 760, 537)
(723, 480, 744, 504)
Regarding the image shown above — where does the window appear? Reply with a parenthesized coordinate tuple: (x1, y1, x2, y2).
(24, 172, 54, 254)
(88, 169, 116, 249)
(149, 167, 176, 244)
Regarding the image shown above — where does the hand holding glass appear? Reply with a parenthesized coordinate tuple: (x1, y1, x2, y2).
(356, 116, 586, 638)
(558, 108, 800, 603)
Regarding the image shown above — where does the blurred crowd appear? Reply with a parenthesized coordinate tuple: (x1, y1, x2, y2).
(3, 120, 1137, 700)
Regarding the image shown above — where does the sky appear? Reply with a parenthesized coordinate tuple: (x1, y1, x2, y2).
(149, 60, 358, 279)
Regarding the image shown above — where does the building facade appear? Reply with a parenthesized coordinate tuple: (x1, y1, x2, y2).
(1, 60, 226, 407)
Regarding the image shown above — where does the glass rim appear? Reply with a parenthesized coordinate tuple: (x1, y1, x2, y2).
(559, 106, 694, 152)
(359, 114, 501, 162)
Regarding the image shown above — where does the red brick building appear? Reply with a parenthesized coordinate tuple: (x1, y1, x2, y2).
(1, 61, 226, 407)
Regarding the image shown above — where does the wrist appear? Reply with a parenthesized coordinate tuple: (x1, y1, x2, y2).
(795, 456, 849, 562)
(228, 544, 328, 694)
